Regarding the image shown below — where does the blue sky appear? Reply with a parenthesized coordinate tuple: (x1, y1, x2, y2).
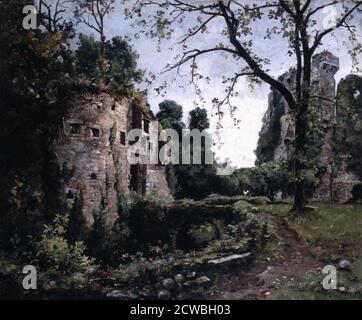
(74, 0, 362, 168)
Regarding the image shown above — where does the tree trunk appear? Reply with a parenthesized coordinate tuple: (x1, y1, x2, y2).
(292, 107, 307, 213)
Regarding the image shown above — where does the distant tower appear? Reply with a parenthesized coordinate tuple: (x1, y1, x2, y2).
(310, 51, 340, 202)
(311, 51, 340, 125)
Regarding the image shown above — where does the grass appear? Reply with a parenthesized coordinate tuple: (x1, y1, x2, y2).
(261, 203, 362, 300)
(268, 257, 362, 300)
(262, 203, 362, 262)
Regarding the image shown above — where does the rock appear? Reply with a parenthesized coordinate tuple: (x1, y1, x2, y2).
(139, 287, 153, 298)
(195, 276, 211, 286)
(208, 253, 251, 265)
(256, 266, 275, 286)
(207, 253, 252, 272)
(106, 290, 138, 300)
(186, 271, 196, 279)
(161, 278, 175, 290)
(183, 276, 211, 289)
(174, 274, 185, 284)
(158, 290, 171, 300)
(338, 259, 352, 271)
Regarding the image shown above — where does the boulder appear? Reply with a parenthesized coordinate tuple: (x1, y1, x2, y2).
(158, 289, 171, 300)
(161, 278, 176, 290)
(206, 253, 252, 272)
(338, 259, 352, 271)
(106, 290, 138, 300)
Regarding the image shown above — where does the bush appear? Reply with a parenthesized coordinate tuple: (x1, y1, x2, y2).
(36, 214, 95, 274)
(128, 195, 167, 249)
(186, 223, 218, 249)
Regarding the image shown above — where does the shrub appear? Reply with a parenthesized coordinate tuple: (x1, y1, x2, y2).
(36, 214, 95, 274)
(128, 195, 167, 249)
(186, 223, 218, 248)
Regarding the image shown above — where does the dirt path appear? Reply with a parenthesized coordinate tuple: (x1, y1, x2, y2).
(205, 213, 322, 300)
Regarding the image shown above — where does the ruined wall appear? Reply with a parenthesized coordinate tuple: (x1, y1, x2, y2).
(256, 51, 362, 203)
(53, 88, 172, 229)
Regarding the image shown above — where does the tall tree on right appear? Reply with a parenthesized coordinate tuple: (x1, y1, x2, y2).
(129, 0, 362, 213)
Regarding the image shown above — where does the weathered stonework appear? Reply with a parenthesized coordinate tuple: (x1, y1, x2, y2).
(257, 51, 362, 203)
(53, 88, 172, 229)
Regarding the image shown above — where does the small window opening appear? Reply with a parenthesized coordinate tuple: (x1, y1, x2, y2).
(66, 190, 74, 199)
(70, 123, 81, 134)
(91, 128, 100, 137)
(112, 101, 117, 111)
(144, 119, 150, 134)
(120, 131, 126, 145)
(90, 173, 98, 180)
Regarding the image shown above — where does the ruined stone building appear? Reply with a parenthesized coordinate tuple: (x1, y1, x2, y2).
(53, 87, 172, 228)
(257, 51, 362, 203)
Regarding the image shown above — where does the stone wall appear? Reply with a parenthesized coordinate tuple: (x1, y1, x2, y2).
(256, 51, 362, 203)
(52, 88, 172, 229)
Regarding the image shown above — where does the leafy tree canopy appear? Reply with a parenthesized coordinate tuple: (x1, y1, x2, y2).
(76, 34, 144, 93)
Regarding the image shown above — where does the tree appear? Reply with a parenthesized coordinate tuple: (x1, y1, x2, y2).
(0, 0, 75, 245)
(156, 100, 185, 194)
(176, 107, 217, 199)
(128, 0, 362, 212)
(156, 100, 185, 134)
(76, 34, 143, 91)
(37, 0, 74, 33)
(75, 0, 115, 56)
(189, 107, 210, 131)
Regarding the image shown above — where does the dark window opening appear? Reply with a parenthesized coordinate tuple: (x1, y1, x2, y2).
(112, 101, 117, 111)
(96, 102, 102, 109)
(70, 123, 81, 134)
(352, 184, 362, 201)
(130, 164, 146, 194)
(66, 190, 74, 199)
(90, 173, 98, 180)
(120, 131, 126, 145)
(144, 119, 150, 133)
(91, 128, 100, 137)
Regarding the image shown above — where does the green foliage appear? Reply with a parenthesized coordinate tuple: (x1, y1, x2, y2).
(128, 195, 167, 248)
(189, 107, 210, 130)
(76, 34, 143, 93)
(36, 215, 95, 273)
(215, 162, 293, 201)
(187, 223, 218, 249)
(255, 89, 285, 165)
(0, 0, 75, 246)
(66, 196, 86, 244)
(265, 203, 362, 261)
(156, 100, 185, 134)
(336, 75, 362, 184)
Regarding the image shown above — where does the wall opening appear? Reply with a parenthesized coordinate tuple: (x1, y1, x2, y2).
(112, 101, 117, 111)
(91, 128, 100, 138)
(90, 173, 98, 180)
(130, 164, 146, 194)
(66, 190, 74, 199)
(70, 123, 81, 135)
(144, 119, 150, 133)
(352, 184, 362, 201)
(120, 131, 126, 145)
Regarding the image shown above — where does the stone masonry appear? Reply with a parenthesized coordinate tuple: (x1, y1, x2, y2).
(258, 51, 361, 203)
(53, 87, 172, 229)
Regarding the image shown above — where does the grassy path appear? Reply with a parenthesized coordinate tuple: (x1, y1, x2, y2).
(205, 212, 322, 299)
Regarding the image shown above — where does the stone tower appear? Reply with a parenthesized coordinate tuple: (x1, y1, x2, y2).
(256, 51, 359, 202)
(53, 86, 172, 229)
(310, 51, 339, 202)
